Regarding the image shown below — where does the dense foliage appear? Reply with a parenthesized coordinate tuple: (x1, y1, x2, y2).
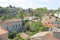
(0, 5, 60, 20)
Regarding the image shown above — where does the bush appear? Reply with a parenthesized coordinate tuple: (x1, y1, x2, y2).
(8, 31, 17, 39)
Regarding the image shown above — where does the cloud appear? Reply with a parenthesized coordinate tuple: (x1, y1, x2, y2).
(40, 0, 52, 2)
(0, 0, 59, 9)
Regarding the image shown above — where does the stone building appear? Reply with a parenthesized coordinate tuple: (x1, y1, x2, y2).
(0, 28, 8, 40)
(0, 19, 22, 32)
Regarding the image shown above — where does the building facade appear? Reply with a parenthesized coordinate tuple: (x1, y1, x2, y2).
(0, 19, 22, 32)
(54, 12, 60, 18)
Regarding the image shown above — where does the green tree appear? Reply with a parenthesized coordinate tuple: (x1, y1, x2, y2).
(29, 21, 48, 32)
(58, 8, 60, 12)
(43, 7, 47, 12)
(16, 10, 24, 19)
(9, 5, 13, 8)
(8, 31, 17, 39)
(33, 8, 47, 18)
(13, 33, 27, 40)
(1, 16, 7, 20)
(29, 21, 42, 32)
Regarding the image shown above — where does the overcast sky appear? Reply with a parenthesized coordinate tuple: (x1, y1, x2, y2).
(0, 0, 60, 9)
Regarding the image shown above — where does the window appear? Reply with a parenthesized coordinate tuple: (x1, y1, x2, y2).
(16, 25, 17, 27)
(13, 25, 14, 28)
(7, 27, 8, 30)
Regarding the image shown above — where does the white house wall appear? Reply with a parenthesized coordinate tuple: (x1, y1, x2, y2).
(54, 13, 60, 18)
(58, 13, 60, 18)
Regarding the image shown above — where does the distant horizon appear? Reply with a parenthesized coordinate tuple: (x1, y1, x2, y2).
(0, 5, 59, 10)
(0, 0, 60, 10)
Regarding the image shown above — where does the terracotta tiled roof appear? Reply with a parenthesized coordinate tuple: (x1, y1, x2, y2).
(42, 15, 58, 27)
(0, 19, 21, 25)
(0, 28, 8, 35)
(20, 33, 29, 39)
(30, 31, 59, 40)
(44, 32, 59, 40)
(30, 31, 51, 38)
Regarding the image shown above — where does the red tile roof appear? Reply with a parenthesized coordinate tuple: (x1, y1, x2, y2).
(0, 19, 21, 25)
(42, 15, 58, 27)
(0, 28, 8, 35)
(20, 33, 29, 39)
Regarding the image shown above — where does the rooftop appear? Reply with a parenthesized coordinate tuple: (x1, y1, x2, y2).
(0, 18, 21, 24)
(0, 28, 8, 35)
(30, 31, 51, 38)
(29, 31, 59, 40)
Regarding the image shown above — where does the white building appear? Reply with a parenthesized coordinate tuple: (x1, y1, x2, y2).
(24, 16, 37, 20)
(54, 12, 60, 18)
(0, 19, 22, 32)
